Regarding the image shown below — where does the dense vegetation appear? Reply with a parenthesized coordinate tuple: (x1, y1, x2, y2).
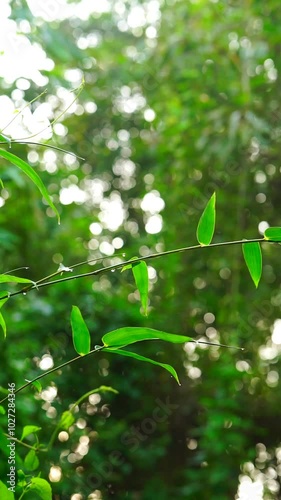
(1, 0, 281, 498)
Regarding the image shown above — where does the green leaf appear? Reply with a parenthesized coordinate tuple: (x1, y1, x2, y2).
(103, 348, 180, 384)
(0, 312, 6, 338)
(71, 305, 91, 355)
(0, 292, 10, 306)
(132, 261, 149, 315)
(0, 292, 9, 338)
(29, 478, 52, 500)
(264, 227, 281, 242)
(71, 386, 118, 411)
(24, 449, 39, 471)
(102, 326, 193, 349)
(16, 469, 27, 489)
(0, 481, 14, 500)
(0, 405, 5, 414)
(0, 134, 11, 146)
(121, 256, 138, 272)
(0, 148, 60, 223)
(196, 192, 216, 246)
(242, 242, 262, 288)
(0, 274, 34, 284)
(59, 410, 75, 430)
(21, 425, 42, 441)
(31, 380, 42, 393)
(25, 380, 42, 393)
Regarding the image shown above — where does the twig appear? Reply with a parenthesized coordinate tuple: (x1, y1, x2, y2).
(0, 346, 104, 404)
(0, 237, 278, 302)
(0, 141, 85, 160)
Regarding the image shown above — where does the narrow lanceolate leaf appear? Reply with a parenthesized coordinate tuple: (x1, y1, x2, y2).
(71, 306, 91, 355)
(103, 348, 180, 385)
(0, 292, 9, 338)
(0, 274, 34, 284)
(242, 242, 262, 288)
(264, 227, 281, 242)
(0, 148, 60, 223)
(0, 313, 6, 339)
(121, 258, 149, 315)
(102, 326, 193, 349)
(132, 261, 149, 315)
(196, 192, 216, 246)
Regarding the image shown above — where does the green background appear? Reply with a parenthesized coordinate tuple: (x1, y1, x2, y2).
(1, 0, 281, 498)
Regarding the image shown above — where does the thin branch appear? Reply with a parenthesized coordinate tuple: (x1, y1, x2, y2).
(0, 346, 104, 404)
(2, 267, 29, 275)
(0, 141, 85, 160)
(19, 255, 122, 294)
(47, 385, 118, 449)
(0, 237, 278, 301)
(0, 90, 47, 134)
(195, 340, 244, 350)
(8, 82, 84, 141)
(0, 339, 242, 404)
(3, 433, 46, 452)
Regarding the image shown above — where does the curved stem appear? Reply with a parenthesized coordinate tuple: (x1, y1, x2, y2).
(0, 141, 85, 160)
(47, 385, 118, 450)
(0, 346, 104, 404)
(4, 433, 47, 452)
(0, 91, 47, 134)
(0, 237, 277, 301)
(0, 340, 242, 405)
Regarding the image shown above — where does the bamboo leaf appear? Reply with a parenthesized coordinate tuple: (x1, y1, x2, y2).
(103, 348, 180, 384)
(0, 292, 9, 338)
(264, 227, 281, 242)
(71, 306, 91, 355)
(132, 261, 149, 315)
(0, 274, 34, 284)
(242, 242, 262, 288)
(0, 134, 11, 146)
(0, 293, 10, 307)
(196, 192, 216, 246)
(0, 148, 60, 223)
(0, 313, 6, 339)
(29, 380, 42, 393)
(102, 326, 193, 349)
(121, 258, 149, 315)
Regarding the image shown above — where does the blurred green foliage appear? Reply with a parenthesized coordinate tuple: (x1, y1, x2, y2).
(1, 0, 281, 498)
